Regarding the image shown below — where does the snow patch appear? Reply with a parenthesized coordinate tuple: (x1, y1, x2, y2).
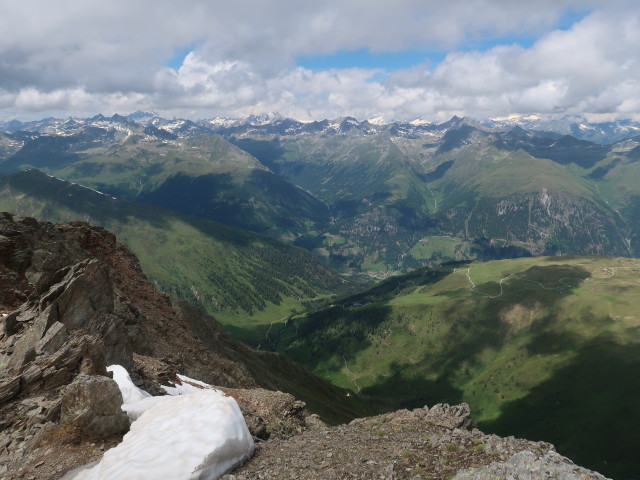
(74, 366, 254, 480)
(408, 117, 434, 126)
(107, 365, 152, 405)
(367, 115, 387, 125)
(489, 113, 541, 123)
(162, 374, 212, 396)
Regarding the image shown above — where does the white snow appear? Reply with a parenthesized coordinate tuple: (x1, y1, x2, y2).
(120, 395, 171, 422)
(489, 113, 541, 123)
(159, 120, 187, 133)
(408, 117, 433, 126)
(107, 365, 152, 404)
(162, 373, 212, 396)
(206, 117, 238, 128)
(367, 115, 387, 125)
(73, 365, 253, 480)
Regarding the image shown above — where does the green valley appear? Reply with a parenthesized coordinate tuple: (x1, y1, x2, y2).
(2, 116, 639, 277)
(271, 255, 640, 478)
(0, 169, 348, 344)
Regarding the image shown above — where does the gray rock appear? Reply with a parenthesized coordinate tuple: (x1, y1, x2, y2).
(7, 315, 51, 370)
(304, 413, 328, 431)
(452, 450, 611, 480)
(0, 375, 21, 404)
(43, 398, 62, 423)
(48, 260, 114, 331)
(35, 321, 69, 355)
(20, 364, 43, 387)
(425, 402, 475, 430)
(60, 374, 129, 438)
(238, 404, 268, 440)
(3, 311, 19, 336)
(482, 433, 554, 457)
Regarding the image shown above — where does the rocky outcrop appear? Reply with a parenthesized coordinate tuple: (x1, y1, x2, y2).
(217, 387, 309, 439)
(0, 257, 132, 407)
(453, 450, 610, 480)
(224, 405, 609, 480)
(0, 213, 354, 479)
(424, 402, 475, 430)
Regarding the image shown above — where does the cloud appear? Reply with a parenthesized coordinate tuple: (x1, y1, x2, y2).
(1, 1, 639, 120)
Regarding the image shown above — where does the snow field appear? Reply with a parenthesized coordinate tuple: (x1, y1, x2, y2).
(73, 366, 254, 480)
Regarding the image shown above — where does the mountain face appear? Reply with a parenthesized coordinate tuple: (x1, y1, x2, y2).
(269, 256, 640, 479)
(225, 118, 634, 273)
(0, 117, 330, 240)
(0, 170, 348, 339)
(0, 213, 364, 478)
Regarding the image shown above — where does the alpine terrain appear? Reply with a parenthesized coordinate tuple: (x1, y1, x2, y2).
(0, 215, 609, 479)
(1, 112, 639, 478)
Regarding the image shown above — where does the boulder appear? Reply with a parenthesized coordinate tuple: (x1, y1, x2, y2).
(60, 374, 129, 438)
(452, 450, 611, 480)
(425, 402, 475, 430)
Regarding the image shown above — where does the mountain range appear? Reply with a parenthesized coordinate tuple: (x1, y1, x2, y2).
(2, 112, 640, 278)
(3, 112, 639, 144)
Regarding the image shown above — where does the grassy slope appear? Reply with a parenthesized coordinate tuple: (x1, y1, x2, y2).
(236, 134, 446, 272)
(1, 133, 261, 190)
(274, 256, 640, 478)
(1, 133, 329, 239)
(0, 170, 347, 343)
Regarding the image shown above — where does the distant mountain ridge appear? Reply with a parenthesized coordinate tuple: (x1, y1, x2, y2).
(3, 111, 639, 144)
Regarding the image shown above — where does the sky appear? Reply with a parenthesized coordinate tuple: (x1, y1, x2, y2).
(1, 0, 639, 122)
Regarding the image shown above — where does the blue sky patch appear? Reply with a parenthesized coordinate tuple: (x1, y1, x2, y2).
(296, 49, 446, 72)
(166, 43, 200, 70)
(296, 8, 591, 73)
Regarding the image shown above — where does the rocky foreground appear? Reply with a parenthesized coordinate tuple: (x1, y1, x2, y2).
(223, 403, 608, 480)
(0, 214, 610, 479)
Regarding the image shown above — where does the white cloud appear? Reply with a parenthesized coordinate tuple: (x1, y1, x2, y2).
(1, 1, 640, 121)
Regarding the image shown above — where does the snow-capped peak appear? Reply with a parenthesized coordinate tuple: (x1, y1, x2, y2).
(367, 115, 387, 126)
(243, 112, 284, 125)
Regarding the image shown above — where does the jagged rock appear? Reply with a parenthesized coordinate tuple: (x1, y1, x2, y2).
(425, 402, 475, 430)
(42, 366, 71, 389)
(238, 403, 268, 440)
(8, 315, 49, 370)
(1, 253, 133, 403)
(0, 375, 20, 403)
(43, 398, 62, 423)
(20, 364, 42, 386)
(60, 374, 129, 438)
(218, 387, 308, 438)
(452, 450, 611, 480)
(35, 321, 69, 355)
